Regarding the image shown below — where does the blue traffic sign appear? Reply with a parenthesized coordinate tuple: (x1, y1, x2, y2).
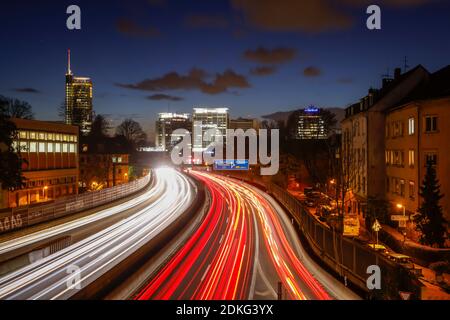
(214, 159, 249, 171)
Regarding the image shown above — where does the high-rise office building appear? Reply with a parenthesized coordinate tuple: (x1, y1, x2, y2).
(192, 107, 229, 153)
(155, 112, 191, 151)
(65, 49, 93, 135)
(295, 107, 327, 140)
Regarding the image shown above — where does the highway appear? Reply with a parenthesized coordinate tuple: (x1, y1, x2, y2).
(136, 172, 359, 300)
(0, 168, 196, 300)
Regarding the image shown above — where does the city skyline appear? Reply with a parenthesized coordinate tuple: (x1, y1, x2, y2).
(2, 0, 450, 140)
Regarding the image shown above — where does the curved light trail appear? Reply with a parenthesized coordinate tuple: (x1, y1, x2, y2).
(0, 168, 195, 300)
(0, 175, 160, 256)
(136, 172, 350, 300)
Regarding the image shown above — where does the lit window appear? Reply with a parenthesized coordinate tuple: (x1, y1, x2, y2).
(73, 135, 78, 142)
(55, 134, 61, 141)
(29, 132, 36, 140)
(47, 143, 53, 153)
(62, 143, 68, 153)
(39, 132, 46, 140)
(408, 117, 415, 135)
(69, 144, 75, 153)
(47, 133, 54, 140)
(409, 181, 415, 199)
(19, 131, 27, 139)
(63, 135, 68, 142)
(29, 142, 37, 152)
(400, 179, 405, 197)
(69, 136, 74, 142)
(408, 150, 415, 167)
(39, 142, 46, 152)
(20, 141, 28, 152)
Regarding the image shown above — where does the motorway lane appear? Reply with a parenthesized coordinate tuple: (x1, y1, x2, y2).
(136, 172, 358, 300)
(0, 176, 161, 262)
(0, 168, 196, 300)
(136, 172, 254, 300)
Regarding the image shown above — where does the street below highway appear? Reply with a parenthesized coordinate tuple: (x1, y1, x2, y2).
(136, 172, 359, 300)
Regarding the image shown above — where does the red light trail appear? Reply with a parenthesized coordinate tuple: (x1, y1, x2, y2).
(136, 172, 330, 300)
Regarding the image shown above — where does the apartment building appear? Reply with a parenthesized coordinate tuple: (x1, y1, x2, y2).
(385, 66, 450, 221)
(342, 66, 430, 218)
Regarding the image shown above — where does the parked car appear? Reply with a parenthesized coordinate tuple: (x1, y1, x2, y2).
(367, 243, 389, 254)
(386, 253, 415, 269)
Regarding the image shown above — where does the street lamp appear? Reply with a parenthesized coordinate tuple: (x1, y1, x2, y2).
(43, 186, 48, 200)
(396, 203, 406, 216)
(396, 203, 407, 245)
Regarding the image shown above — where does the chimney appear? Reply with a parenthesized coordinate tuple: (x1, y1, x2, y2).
(394, 67, 401, 80)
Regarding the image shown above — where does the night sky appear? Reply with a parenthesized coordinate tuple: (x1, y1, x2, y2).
(1, 0, 450, 140)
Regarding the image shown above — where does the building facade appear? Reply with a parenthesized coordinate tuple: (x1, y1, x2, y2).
(192, 107, 229, 153)
(79, 137, 130, 191)
(295, 107, 328, 140)
(341, 66, 430, 219)
(229, 118, 260, 131)
(155, 112, 191, 151)
(65, 49, 93, 135)
(385, 82, 450, 222)
(1, 118, 79, 208)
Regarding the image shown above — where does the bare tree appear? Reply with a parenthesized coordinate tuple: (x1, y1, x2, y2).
(116, 119, 147, 149)
(0, 95, 34, 120)
(57, 101, 66, 122)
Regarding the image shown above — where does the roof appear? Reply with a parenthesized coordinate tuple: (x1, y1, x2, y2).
(344, 65, 430, 119)
(11, 118, 79, 134)
(396, 65, 450, 105)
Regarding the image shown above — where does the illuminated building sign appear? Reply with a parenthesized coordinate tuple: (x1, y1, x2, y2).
(305, 106, 319, 113)
(214, 159, 249, 171)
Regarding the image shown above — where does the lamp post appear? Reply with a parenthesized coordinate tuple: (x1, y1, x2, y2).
(397, 203, 407, 245)
(43, 186, 48, 201)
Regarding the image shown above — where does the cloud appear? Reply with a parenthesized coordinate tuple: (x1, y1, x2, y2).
(202, 69, 251, 94)
(244, 47, 297, 64)
(231, 0, 434, 33)
(231, 0, 352, 33)
(116, 18, 160, 38)
(12, 88, 41, 94)
(342, 0, 433, 7)
(147, 94, 184, 101)
(303, 66, 322, 77)
(250, 66, 277, 76)
(185, 14, 230, 29)
(117, 68, 250, 95)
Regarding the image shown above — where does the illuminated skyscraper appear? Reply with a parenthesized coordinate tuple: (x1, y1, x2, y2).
(192, 107, 229, 153)
(295, 107, 327, 140)
(65, 49, 93, 135)
(155, 112, 191, 151)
